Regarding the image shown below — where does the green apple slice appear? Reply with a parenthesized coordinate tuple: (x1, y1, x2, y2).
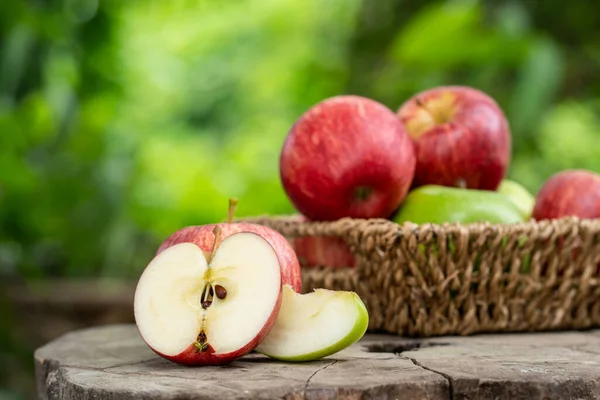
(255, 285, 369, 362)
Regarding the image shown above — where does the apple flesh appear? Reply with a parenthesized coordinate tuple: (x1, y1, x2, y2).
(157, 222, 302, 293)
(134, 231, 283, 365)
(397, 85, 511, 191)
(280, 95, 416, 221)
(255, 285, 369, 361)
(532, 169, 600, 220)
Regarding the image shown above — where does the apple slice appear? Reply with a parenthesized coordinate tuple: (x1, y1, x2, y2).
(255, 285, 369, 362)
(134, 229, 283, 365)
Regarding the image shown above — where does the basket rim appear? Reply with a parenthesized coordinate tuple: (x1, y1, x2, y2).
(239, 214, 600, 236)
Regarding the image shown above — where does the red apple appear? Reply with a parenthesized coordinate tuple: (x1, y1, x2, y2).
(396, 85, 511, 191)
(279, 95, 416, 221)
(133, 201, 302, 366)
(289, 215, 355, 268)
(532, 169, 600, 220)
(293, 236, 356, 269)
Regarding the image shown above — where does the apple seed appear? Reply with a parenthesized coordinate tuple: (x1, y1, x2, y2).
(200, 282, 215, 309)
(200, 284, 208, 300)
(214, 284, 227, 299)
(198, 331, 207, 343)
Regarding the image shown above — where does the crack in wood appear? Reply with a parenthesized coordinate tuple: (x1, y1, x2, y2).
(56, 357, 162, 373)
(103, 357, 161, 371)
(303, 360, 338, 400)
(59, 365, 195, 381)
(396, 353, 453, 400)
(366, 341, 450, 354)
(406, 356, 454, 400)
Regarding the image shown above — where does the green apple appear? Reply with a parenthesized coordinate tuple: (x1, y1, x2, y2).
(497, 179, 535, 220)
(392, 185, 525, 225)
(255, 285, 369, 362)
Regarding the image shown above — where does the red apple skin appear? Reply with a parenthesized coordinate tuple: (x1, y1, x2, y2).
(397, 85, 511, 191)
(157, 223, 303, 293)
(532, 169, 600, 220)
(279, 95, 416, 221)
(289, 215, 356, 268)
(293, 236, 356, 268)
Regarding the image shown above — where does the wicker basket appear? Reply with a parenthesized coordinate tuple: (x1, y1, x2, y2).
(243, 215, 600, 337)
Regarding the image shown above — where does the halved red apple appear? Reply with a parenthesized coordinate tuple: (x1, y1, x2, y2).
(134, 229, 284, 365)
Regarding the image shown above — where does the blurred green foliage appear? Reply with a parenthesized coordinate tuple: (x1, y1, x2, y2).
(1, 0, 600, 282)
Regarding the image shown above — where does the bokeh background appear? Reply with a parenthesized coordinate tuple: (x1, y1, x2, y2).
(1, 0, 600, 398)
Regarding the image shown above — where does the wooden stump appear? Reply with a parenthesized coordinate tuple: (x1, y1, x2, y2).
(35, 324, 600, 400)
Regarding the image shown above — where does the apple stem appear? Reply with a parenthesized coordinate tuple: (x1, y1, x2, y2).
(209, 226, 223, 263)
(228, 198, 238, 224)
(354, 186, 372, 201)
(415, 97, 442, 124)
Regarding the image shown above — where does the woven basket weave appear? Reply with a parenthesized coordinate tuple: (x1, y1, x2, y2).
(243, 215, 600, 337)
